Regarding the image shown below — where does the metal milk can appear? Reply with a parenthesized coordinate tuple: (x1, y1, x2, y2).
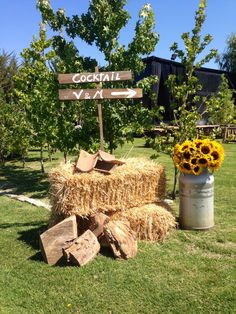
(179, 169, 214, 230)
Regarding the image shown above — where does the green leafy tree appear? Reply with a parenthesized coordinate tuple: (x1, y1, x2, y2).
(50, 35, 100, 159)
(14, 24, 58, 172)
(148, 0, 217, 198)
(37, 0, 159, 153)
(206, 74, 235, 125)
(0, 51, 18, 102)
(217, 33, 236, 73)
(0, 51, 29, 164)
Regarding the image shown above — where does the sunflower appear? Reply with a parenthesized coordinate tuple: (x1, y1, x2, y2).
(211, 142, 224, 162)
(173, 154, 181, 165)
(172, 138, 224, 175)
(200, 142, 212, 155)
(190, 157, 198, 165)
(211, 150, 220, 161)
(193, 139, 203, 149)
(198, 157, 208, 167)
(209, 160, 221, 172)
(180, 161, 192, 174)
(179, 140, 192, 152)
(173, 143, 181, 155)
(192, 165, 202, 175)
(183, 150, 192, 160)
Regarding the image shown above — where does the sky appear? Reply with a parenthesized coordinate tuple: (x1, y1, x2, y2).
(0, 0, 235, 70)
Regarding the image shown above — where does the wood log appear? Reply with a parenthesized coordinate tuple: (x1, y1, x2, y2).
(39, 215, 77, 265)
(88, 213, 110, 237)
(64, 230, 100, 266)
(104, 220, 137, 259)
(98, 234, 110, 247)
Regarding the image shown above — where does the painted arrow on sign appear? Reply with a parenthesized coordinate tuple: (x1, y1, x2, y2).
(59, 88, 143, 101)
(110, 88, 138, 98)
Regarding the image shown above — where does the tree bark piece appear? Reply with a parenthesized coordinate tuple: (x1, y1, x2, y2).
(104, 220, 137, 259)
(64, 230, 100, 266)
(88, 213, 110, 237)
(39, 215, 77, 265)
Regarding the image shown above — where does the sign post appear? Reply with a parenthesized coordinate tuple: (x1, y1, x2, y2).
(95, 66, 104, 151)
(58, 69, 142, 151)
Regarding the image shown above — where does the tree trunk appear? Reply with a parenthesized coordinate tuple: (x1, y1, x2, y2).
(108, 137, 113, 154)
(48, 144, 52, 162)
(64, 151, 67, 164)
(22, 156, 25, 168)
(171, 166, 179, 200)
(40, 146, 45, 173)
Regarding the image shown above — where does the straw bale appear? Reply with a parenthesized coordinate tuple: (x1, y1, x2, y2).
(110, 203, 176, 242)
(49, 158, 166, 217)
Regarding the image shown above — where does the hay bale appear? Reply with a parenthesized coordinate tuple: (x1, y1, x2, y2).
(49, 158, 166, 218)
(110, 203, 176, 242)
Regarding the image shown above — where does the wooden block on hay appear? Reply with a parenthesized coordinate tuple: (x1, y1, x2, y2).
(49, 158, 166, 218)
(111, 203, 176, 242)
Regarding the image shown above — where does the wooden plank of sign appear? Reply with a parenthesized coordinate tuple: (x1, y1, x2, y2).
(59, 88, 143, 100)
(58, 71, 132, 84)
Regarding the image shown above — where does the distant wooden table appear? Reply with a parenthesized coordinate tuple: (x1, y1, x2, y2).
(196, 125, 220, 137)
(151, 125, 220, 137)
(223, 126, 236, 142)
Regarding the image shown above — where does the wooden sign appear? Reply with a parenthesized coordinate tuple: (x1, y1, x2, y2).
(58, 71, 132, 84)
(59, 88, 143, 101)
(58, 67, 143, 151)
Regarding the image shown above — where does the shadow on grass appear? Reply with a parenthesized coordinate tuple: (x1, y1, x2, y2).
(17, 222, 48, 262)
(100, 246, 115, 259)
(16, 223, 116, 265)
(0, 164, 49, 199)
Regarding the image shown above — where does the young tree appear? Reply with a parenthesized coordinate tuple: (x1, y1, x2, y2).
(14, 24, 58, 172)
(0, 51, 18, 102)
(0, 51, 29, 164)
(37, 0, 159, 152)
(148, 0, 217, 198)
(206, 74, 235, 125)
(217, 33, 236, 73)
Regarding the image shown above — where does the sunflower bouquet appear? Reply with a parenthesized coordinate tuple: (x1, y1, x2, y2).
(173, 139, 224, 175)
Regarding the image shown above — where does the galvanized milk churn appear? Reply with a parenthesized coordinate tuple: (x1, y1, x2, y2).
(179, 169, 214, 230)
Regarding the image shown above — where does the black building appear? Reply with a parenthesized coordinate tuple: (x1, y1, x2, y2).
(137, 56, 236, 122)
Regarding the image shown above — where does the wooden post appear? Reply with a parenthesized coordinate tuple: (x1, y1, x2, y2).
(95, 66, 104, 151)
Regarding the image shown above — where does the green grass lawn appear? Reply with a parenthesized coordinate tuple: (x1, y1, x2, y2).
(0, 139, 235, 314)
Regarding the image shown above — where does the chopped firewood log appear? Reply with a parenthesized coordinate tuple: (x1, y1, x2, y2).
(98, 234, 110, 247)
(39, 215, 77, 265)
(104, 220, 137, 259)
(63, 230, 100, 266)
(88, 213, 110, 237)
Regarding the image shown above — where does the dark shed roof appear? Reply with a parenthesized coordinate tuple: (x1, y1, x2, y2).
(137, 56, 236, 121)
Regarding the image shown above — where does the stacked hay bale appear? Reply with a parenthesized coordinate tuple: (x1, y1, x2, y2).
(48, 158, 176, 241)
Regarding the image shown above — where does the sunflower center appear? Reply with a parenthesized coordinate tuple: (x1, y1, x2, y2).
(191, 158, 197, 165)
(211, 151, 219, 160)
(193, 166, 201, 175)
(201, 146, 210, 154)
(198, 157, 208, 165)
(183, 162, 191, 170)
(183, 151, 191, 160)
